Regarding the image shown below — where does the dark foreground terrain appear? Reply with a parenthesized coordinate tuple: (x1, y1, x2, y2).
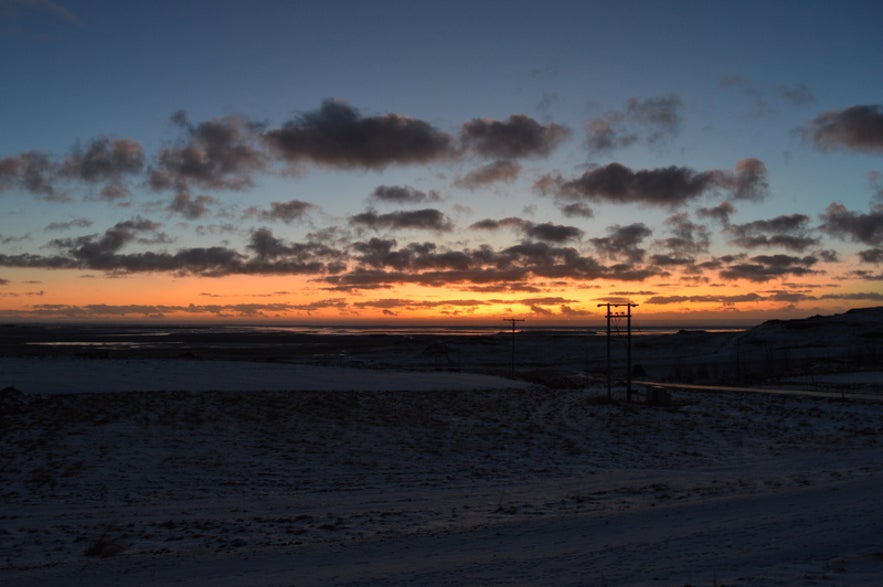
(2, 307, 882, 388)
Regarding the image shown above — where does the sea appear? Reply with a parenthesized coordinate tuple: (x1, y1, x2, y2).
(17, 322, 747, 352)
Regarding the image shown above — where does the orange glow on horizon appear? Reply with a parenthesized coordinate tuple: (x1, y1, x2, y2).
(0, 267, 873, 327)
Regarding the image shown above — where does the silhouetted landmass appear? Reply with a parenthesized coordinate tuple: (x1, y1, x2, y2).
(1, 307, 880, 389)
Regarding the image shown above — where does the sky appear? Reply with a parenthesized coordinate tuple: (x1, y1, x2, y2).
(1, 0, 882, 325)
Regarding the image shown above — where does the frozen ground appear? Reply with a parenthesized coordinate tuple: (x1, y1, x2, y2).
(2, 366, 882, 586)
(0, 356, 533, 394)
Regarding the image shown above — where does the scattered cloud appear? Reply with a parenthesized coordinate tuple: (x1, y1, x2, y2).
(0, 150, 63, 200)
(349, 208, 454, 232)
(624, 94, 682, 145)
(470, 217, 583, 243)
(776, 83, 815, 106)
(547, 158, 768, 207)
(559, 202, 594, 218)
(697, 201, 737, 225)
(726, 213, 820, 251)
(803, 105, 883, 153)
(590, 223, 652, 263)
(45, 218, 92, 231)
(264, 99, 455, 169)
(1, 233, 30, 244)
(719, 254, 820, 282)
(460, 114, 570, 159)
(819, 203, 883, 246)
(858, 248, 883, 264)
(585, 93, 682, 155)
(645, 292, 764, 305)
(148, 111, 267, 193)
(655, 212, 710, 256)
(168, 193, 217, 220)
(455, 160, 521, 189)
(369, 185, 441, 204)
(61, 138, 144, 183)
(248, 199, 317, 223)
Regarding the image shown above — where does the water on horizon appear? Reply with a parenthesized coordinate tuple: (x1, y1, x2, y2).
(20, 322, 748, 351)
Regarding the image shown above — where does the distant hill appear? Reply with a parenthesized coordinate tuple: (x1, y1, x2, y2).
(718, 306, 883, 380)
(740, 306, 883, 347)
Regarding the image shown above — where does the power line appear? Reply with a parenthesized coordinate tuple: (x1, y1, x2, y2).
(503, 318, 525, 378)
(597, 303, 638, 401)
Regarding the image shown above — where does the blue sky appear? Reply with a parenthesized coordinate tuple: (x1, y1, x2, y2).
(0, 0, 881, 323)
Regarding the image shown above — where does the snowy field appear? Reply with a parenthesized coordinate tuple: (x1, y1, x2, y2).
(2, 356, 883, 586)
(0, 356, 533, 394)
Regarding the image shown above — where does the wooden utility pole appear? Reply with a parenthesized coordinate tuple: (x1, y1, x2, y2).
(503, 318, 525, 377)
(597, 303, 638, 401)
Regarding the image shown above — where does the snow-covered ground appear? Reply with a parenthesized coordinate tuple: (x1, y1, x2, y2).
(0, 356, 533, 394)
(2, 357, 882, 586)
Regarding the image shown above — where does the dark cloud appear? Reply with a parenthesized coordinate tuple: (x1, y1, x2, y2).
(61, 138, 144, 182)
(2, 220, 347, 277)
(559, 202, 594, 218)
(585, 116, 636, 154)
(369, 185, 440, 204)
(624, 94, 682, 144)
(553, 159, 768, 207)
(585, 94, 681, 155)
(697, 201, 736, 225)
(816, 249, 839, 263)
(0, 233, 30, 244)
(870, 171, 883, 202)
(264, 99, 454, 169)
(168, 193, 217, 220)
(98, 184, 131, 201)
(648, 254, 694, 267)
(460, 114, 569, 159)
(249, 199, 316, 223)
(803, 105, 883, 153)
(45, 218, 92, 231)
(352, 238, 471, 272)
(455, 160, 521, 189)
(523, 222, 583, 243)
(149, 111, 267, 193)
(847, 270, 883, 281)
(350, 208, 453, 232)
(471, 217, 583, 243)
(645, 292, 764, 305)
(50, 217, 162, 258)
(655, 213, 710, 256)
(819, 203, 883, 245)
(1, 218, 671, 289)
(470, 217, 523, 231)
(245, 228, 346, 274)
(324, 238, 641, 291)
(858, 248, 883, 264)
(14, 299, 350, 320)
(0, 150, 62, 200)
(558, 163, 711, 207)
(727, 213, 820, 251)
(724, 158, 770, 202)
(590, 223, 652, 263)
(719, 254, 820, 282)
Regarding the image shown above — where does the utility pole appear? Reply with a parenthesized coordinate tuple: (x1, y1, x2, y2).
(597, 303, 638, 401)
(503, 318, 525, 378)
